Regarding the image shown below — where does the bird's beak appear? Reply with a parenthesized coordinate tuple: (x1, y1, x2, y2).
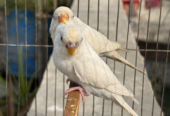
(67, 48, 76, 55)
(66, 43, 77, 55)
(58, 14, 69, 24)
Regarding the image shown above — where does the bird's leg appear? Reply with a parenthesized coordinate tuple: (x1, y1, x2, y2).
(66, 78, 71, 84)
(64, 86, 88, 102)
(84, 91, 90, 96)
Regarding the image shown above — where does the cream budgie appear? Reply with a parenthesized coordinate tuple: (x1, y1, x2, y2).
(53, 24, 139, 116)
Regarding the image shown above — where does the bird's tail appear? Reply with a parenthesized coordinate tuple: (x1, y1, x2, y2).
(118, 47, 129, 52)
(104, 51, 146, 75)
(112, 94, 139, 116)
(132, 97, 139, 105)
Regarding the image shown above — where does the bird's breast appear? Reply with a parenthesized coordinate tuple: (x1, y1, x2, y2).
(53, 50, 74, 75)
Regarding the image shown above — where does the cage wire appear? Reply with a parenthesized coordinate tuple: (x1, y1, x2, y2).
(0, 0, 170, 116)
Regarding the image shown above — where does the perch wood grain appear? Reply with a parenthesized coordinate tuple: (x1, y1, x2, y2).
(64, 82, 80, 116)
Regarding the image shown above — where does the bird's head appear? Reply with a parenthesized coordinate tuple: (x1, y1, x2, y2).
(54, 6, 74, 24)
(50, 7, 74, 40)
(55, 24, 82, 56)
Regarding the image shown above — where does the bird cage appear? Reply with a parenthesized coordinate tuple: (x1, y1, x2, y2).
(0, 0, 169, 116)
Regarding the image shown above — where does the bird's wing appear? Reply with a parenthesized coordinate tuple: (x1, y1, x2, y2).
(50, 18, 58, 40)
(73, 17, 122, 53)
(73, 41, 134, 97)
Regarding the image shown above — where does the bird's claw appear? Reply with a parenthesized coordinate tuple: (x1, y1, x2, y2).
(66, 78, 71, 84)
(64, 86, 88, 102)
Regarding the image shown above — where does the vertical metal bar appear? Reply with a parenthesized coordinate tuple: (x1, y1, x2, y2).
(161, 8, 170, 24)
(112, 0, 120, 114)
(53, 6, 57, 116)
(45, 0, 49, 115)
(107, 0, 110, 73)
(4, 0, 9, 115)
(82, 1, 90, 115)
(121, 0, 133, 115)
(160, 29, 170, 116)
(92, 72, 95, 116)
(113, 0, 120, 79)
(14, 0, 20, 115)
(141, 0, 152, 115)
(132, 0, 143, 109)
(87, 0, 90, 25)
(103, 0, 110, 116)
(62, 0, 67, 114)
(53, 0, 57, 10)
(152, 0, 163, 115)
(97, 0, 100, 31)
(54, 68, 57, 116)
(63, 75, 65, 116)
(66, 0, 67, 6)
(77, 0, 79, 17)
(56, 0, 58, 8)
(115, 0, 120, 42)
(24, 0, 28, 115)
(34, 0, 38, 115)
(93, 1, 100, 116)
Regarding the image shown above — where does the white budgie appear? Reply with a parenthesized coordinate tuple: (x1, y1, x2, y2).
(53, 24, 139, 116)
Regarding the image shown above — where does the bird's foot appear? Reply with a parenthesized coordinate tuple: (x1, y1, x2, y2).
(64, 86, 89, 102)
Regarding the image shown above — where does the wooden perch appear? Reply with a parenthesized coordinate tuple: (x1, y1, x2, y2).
(64, 82, 80, 116)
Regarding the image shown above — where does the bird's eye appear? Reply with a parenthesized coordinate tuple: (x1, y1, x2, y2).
(61, 37, 63, 41)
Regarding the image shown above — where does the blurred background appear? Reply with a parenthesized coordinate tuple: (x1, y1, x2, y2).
(0, 0, 73, 115)
(0, 0, 169, 116)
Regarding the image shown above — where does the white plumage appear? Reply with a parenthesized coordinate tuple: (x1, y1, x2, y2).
(50, 6, 145, 74)
(53, 24, 139, 116)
